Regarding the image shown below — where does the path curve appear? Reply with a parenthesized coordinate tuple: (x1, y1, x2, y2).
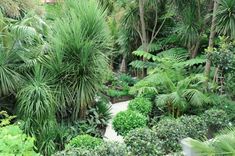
(104, 101, 129, 142)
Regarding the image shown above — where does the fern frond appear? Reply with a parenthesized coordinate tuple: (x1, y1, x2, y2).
(132, 50, 158, 61)
(130, 60, 158, 69)
(158, 48, 188, 61)
(175, 57, 206, 67)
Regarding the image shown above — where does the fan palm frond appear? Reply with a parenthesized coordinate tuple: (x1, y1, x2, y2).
(183, 89, 208, 107)
(0, 48, 23, 96)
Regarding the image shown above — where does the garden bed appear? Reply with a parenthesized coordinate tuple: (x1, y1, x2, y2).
(110, 95, 133, 104)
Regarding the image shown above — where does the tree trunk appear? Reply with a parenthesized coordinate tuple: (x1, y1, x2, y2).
(205, 0, 219, 80)
(191, 40, 201, 58)
(120, 55, 127, 73)
(139, 0, 148, 77)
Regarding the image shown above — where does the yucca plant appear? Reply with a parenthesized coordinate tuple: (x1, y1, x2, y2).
(17, 65, 56, 155)
(46, 0, 110, 119)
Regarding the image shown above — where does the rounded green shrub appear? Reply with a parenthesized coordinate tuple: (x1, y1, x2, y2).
(153, 118, 186, 154)
(96, 141, 128, 156)
(112, 110, 147, 136)
(179, 115, 207, 139)
(128, 97, 152, 116)
(124, 128, 162, 156)
(67, 135, 103, 149)
(202, 108, 229, 136)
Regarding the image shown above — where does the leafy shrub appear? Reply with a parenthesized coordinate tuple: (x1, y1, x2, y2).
(119, 73, 137, 86)
(0, 125, 39, 155)
(153, 118, 186, 154)
(128, 97, 152, 116)
(202, 108, 229, 136)
(53, 148, 97, 156)
(112, 110, 147, 136)
(67, 135, 103, 149)
(210, 95, 235, 122)
(55, 141, 127, 156)
(96, 141, 128, 156)
(106, 89, 129, 97)
(124, 128, 162, 156)
(0, 111, 16, 127)
(86, 99, 112, 136)
(179, 115, 207, 139)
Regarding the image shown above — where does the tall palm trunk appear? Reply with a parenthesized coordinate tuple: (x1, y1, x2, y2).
(120, 55, 127, 73)
(139, 0, 148, 77)
(205, 0, 219, 82)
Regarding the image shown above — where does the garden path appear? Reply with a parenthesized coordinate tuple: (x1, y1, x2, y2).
(104, 101, 129, 142)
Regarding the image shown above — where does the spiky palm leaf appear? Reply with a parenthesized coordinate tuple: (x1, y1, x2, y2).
(17, 66, 55, 127)
(191, 129, 235, 155)
(48, 0, 110, 119)
(0, 47, 23, 96)
(216, 0, 235, 38)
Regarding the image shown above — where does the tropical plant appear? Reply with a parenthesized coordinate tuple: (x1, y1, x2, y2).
(47, 0, 110, 119)
(155, 74, 209, 117)
(216, 0, 235, 39)
(17, 66, 56, 155)
(112, 110, 147, 136)
(191, 129, 235, 156)
(130, 50, 208, 117)
(85, 99, 112, 136)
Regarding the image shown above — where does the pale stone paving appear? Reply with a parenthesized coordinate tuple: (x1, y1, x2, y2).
(104, 101, 129, 142)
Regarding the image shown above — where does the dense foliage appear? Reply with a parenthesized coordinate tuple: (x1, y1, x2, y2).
(128, 97, 152, 116)
(1, 0, 235, 155)
(66, 135, 103, 150)
(0, 125, 39, 155)
(124, 128, 162, 156)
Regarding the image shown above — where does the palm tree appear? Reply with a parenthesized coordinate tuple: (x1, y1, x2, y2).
(156, 74, 208, 117)
(205, 0, 235, 87)
(174, 0, 210, 58)
(130, 49, 208, 117)
(46, 0, 111, 119)
(117, 0, 168, 75)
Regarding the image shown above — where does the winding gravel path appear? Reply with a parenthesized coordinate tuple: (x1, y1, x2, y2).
(104, 101, 129, 142)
